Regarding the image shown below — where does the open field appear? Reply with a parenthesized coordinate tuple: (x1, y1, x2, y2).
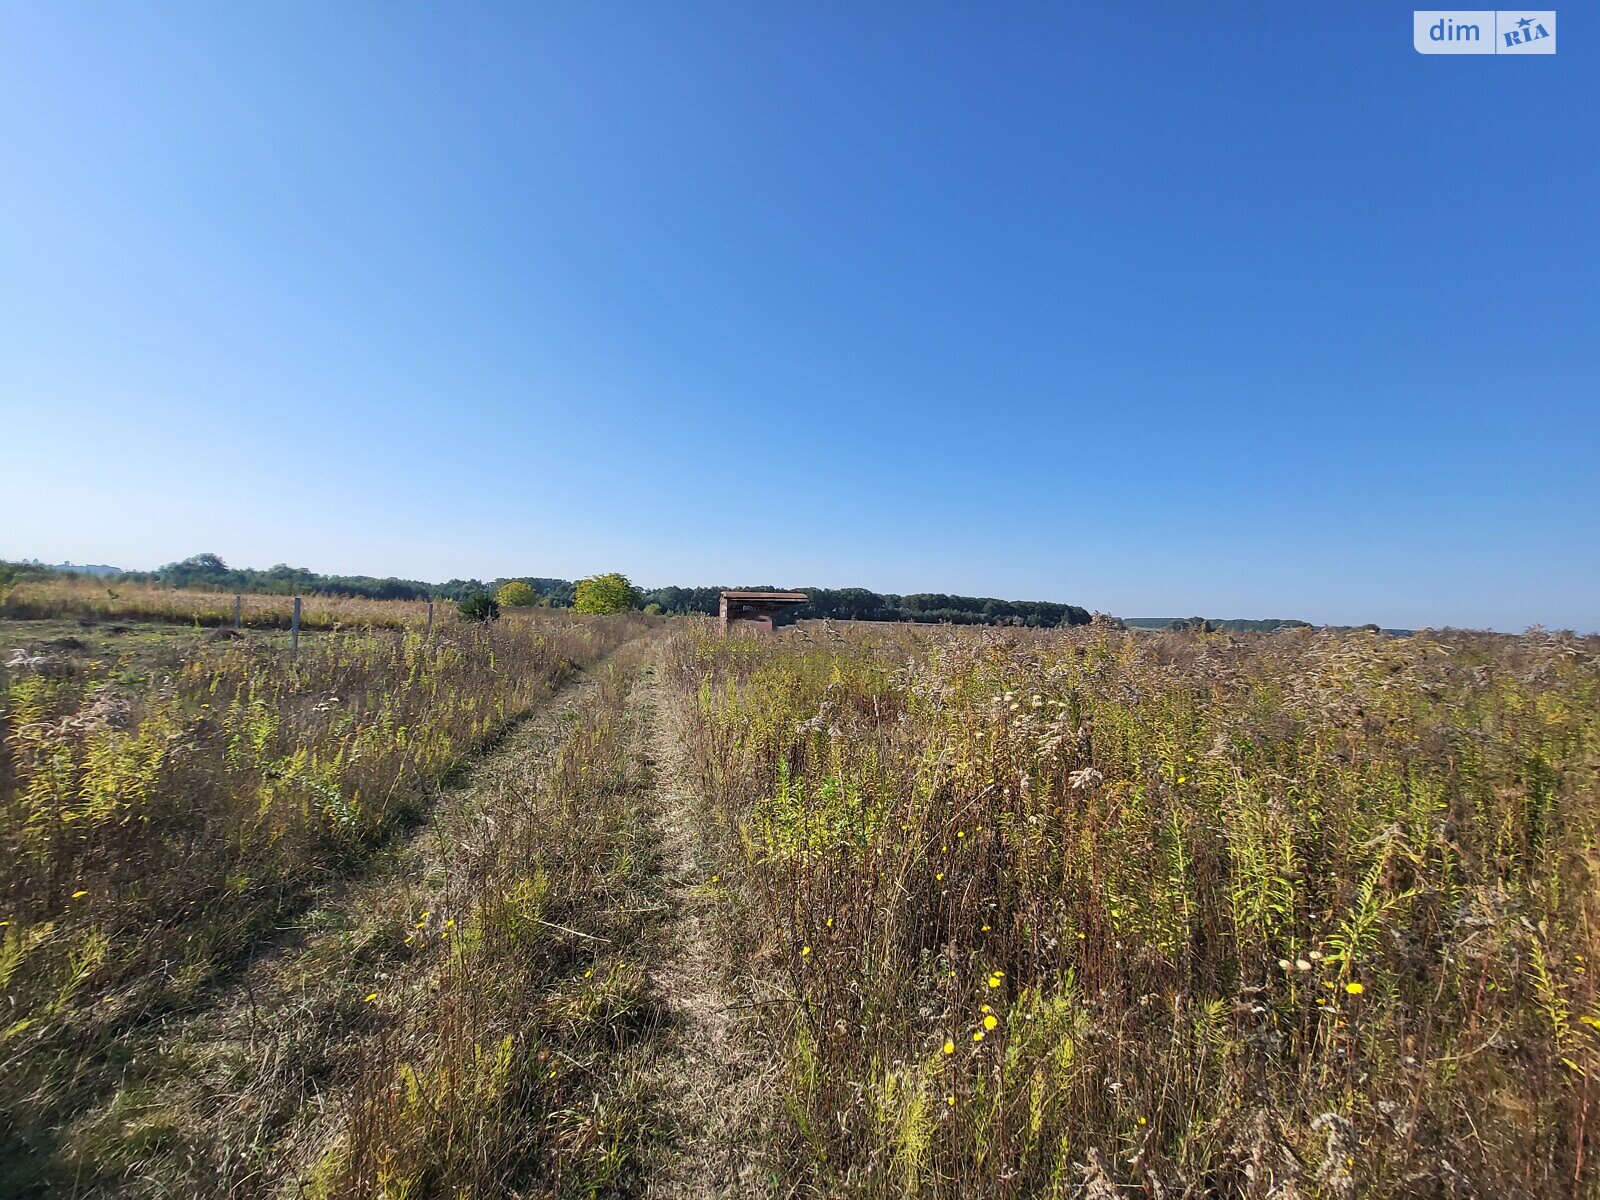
(0, 577, 438, 632)
(7, 1, 1591, 1193)
(0, 601, 653, 1192)
(665, 621, 1600, 1197)
(3, 596, 1597, 1197)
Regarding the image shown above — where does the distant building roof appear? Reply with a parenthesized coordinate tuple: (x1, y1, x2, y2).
(720, 590, 808, 602)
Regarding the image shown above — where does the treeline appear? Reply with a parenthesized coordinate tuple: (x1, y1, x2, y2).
(1124, 616, 1314, 633)
(641, 586, 1089, 628)
(24, 557, 1093, 630)
(111, 554, 435, 600)
(101, 554, 570, 605)
(1124, 616, 1415, 636)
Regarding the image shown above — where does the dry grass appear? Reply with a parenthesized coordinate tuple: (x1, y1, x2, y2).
(309, 643, 671, 1198)
(667, 619, 1600, 1197)
(1, 576, 433, 631)
(0, 601, 650, 1192)
(9, 597, 1594, 1198)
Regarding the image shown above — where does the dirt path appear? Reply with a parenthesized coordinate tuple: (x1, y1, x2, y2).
(69, 647, 633, 1197)
(72, 636, 774, 1197)
(634, 648, 774, 1199)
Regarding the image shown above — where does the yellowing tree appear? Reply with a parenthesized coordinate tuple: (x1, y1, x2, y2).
(496, 581, 537, 608)
(574, 572, 639, 614)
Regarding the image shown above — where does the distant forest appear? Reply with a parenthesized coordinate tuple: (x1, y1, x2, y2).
(1124, 616, 1312, 633)
(643, 586, 1091, 628)
(48, 555, 1094, 629)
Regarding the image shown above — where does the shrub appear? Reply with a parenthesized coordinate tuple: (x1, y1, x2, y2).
(496, 581, 536, 608)
(573, 573, 639, 614)
(457, 592, 500, 622)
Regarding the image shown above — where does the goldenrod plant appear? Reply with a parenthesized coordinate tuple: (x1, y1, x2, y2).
(0, 600, 643, 1182)
(666, 620, 1600, 1197)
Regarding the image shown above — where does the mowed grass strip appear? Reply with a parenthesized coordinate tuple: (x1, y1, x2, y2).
(302, 646, 671, 1198)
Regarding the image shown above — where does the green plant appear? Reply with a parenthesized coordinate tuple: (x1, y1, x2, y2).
(457, 592, 501, 622)
(574, 573, 640, 614)
(665, 621, 1600, 1197)
(496, 581, 536, 608)
(0, 604, 644, 1187)
(316, 655, 663, 1199)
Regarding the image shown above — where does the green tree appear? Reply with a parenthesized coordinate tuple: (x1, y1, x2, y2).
(457, 592, 500, 622)
(573, 572, 640, 614)
(496, 581, 536, 608)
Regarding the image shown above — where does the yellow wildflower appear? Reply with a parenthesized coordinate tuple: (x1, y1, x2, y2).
(983, 1014, 997, 1031)
(943, 1040, 955, 1055)
(1345, 981, 1364, 995)
(801, 945, 811, 956)
(363, 992, 378, 1003)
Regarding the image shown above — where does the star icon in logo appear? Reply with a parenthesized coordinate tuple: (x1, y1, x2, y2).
(1517, 16, 1534, 29)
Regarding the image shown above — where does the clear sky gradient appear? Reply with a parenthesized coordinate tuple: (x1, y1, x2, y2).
(2, 4, 1595, 630)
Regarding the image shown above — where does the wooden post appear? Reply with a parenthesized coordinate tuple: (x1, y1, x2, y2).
(426, 598, 435, 641)
(233, 594, 242, 632)
(291, 596, 301, 654)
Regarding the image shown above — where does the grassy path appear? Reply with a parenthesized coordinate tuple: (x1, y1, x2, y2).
(57, 631, 776, 1198)
(61, 643, 638, 1196)
(634, 648, 773, 1199)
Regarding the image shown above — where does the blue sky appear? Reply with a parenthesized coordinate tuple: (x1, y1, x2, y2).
(2, 4, 1594, 630)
